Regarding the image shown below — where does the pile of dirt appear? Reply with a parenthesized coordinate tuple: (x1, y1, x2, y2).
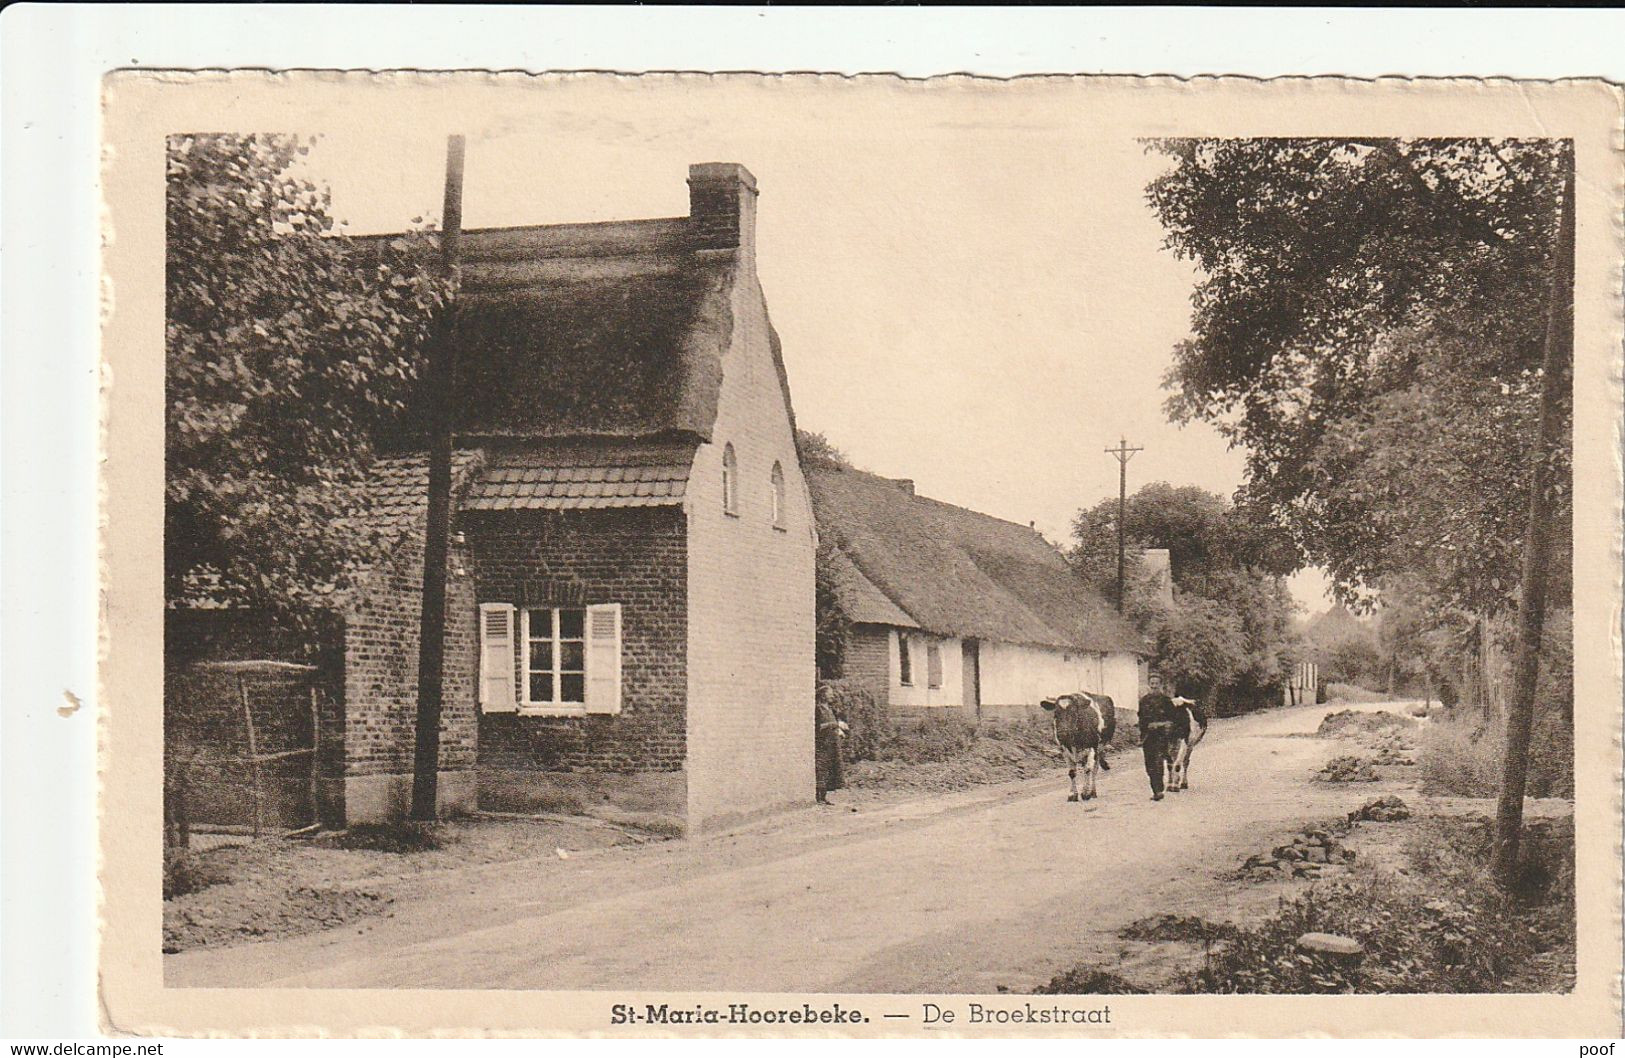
(162, 816, 648, 955)
(1119, 914, 1239, 944)
(1317, 710, 1417, 739)
(165, 883, 392, 952)
(1241, 825, 1357, 881)
(1348, 795, 1411, 822)
(1316, 754, 1380, 783)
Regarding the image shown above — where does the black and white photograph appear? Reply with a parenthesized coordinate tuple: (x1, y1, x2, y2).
(90, 70, 1622, 1036)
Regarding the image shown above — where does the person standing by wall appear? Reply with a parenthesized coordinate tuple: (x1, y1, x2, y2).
(1138, 672, 1177, 801)
(815, 685, 845, 804)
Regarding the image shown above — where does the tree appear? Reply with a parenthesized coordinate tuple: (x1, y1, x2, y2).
(166, 134, 448, 629)
(1148, 137, 1573, 885)
(797, 428, 855, 470)
(1070, 482, 1301, 712)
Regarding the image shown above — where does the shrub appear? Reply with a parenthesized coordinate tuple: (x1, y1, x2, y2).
(820, 678, 895, 763)
(886, 709, 978, 764)
(163, 848, 229, 899)
(1187, 816, 1573, 993)
(328, 821, 447, 854)
(1325, 682, 1390, 704)
(1420, 708, 1572, 799)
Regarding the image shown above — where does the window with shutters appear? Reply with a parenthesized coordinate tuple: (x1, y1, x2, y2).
(770, 461, 786, 529)
(898, 631, 914, 686)
(926, 640, 943, 689)
(488, 602, 622, 717)
(722, 443, 739, 516)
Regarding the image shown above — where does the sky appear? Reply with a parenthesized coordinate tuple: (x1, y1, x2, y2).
(297, 89, 1333, 612)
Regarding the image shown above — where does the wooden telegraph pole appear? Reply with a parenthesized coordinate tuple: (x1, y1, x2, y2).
(410, 134, 466, 822)
(1105, 437, 1143, 614)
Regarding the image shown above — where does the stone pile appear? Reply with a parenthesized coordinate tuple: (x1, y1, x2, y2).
(1348, 795, 1411, 822)
(1316, 754, 1379, 782)
(1241, 826, 1356, 881)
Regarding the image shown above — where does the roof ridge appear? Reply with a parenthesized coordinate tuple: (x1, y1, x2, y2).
(812, 465, 1052, 538)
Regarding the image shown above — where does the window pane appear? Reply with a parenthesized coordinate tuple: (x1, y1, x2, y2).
(560, 640, 585, 671)
(559, 673, 585, 703)
(529, 672, 553, 703)
(529, 641, 553, 673)
(528, 609, 552, 637)
(558, 608, 585, 639)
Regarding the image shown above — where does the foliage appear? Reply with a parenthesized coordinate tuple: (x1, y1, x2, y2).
(813, 534, 854, 681)
(166, 133, 449, 628)
(1070, 482, 1301, 710)
(819, 678, 894, 762)
(796, 428, 855, 470)
(1186, 816, 1573, 994)
(1146, 137, 1571, 620)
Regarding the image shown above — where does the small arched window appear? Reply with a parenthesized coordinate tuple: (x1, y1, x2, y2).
(721, 443, 738, 516)
(770, 461, 786, 529)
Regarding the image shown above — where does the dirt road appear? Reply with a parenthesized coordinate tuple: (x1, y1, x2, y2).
(166, 700, 1414, 992)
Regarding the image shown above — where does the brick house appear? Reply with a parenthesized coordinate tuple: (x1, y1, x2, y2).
(173, 163, 816, 836)
(809, 467, 1148, 720)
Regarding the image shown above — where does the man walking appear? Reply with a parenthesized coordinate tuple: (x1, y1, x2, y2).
(1138, 672, 1177, 801)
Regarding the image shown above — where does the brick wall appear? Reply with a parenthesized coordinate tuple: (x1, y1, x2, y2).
(464, 505, 688, 773)
(843, 624, 891, 702)
(684, 255, 817, 832)
(339, 531, 479, 780)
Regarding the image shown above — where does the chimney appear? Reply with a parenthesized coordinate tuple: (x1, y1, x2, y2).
(688, 162, 758, 255)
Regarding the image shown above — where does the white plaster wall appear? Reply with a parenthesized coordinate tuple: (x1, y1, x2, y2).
(978, 641, 1141, 711)
(886, 629, 964, 708)
(685, 255, 816, 833)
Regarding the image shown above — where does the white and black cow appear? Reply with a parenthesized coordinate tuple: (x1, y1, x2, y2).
(1164, 695, 1208, 792)
(1040, 692, 1116, 802)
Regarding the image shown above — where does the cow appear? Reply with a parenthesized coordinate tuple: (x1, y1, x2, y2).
(1164, 694, 1208, 793)
(1040, 692, 1116, 801)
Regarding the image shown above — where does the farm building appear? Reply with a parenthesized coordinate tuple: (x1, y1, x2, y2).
(168, 162, 817, 836)
(808, 467, 1149, 720)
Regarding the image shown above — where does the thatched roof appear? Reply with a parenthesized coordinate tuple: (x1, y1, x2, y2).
(809, 467, 1148, 655)
(448, 218, 734, 441)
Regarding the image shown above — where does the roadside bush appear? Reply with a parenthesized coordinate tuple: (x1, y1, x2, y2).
(163, 847, 229, 899)
(820, 678, 895, 763)
(1186, 816, 1573, 994)
(888, 710, 978, 764)
(1420, 709, 1572, 799)
(1325, 682, 1390, 704)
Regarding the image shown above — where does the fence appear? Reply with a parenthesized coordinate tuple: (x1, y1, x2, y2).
(164, 659, 323, 846)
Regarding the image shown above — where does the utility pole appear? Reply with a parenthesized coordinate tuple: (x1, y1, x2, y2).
(1105, 437, 1143, 614)
(410, 134, 466, 822)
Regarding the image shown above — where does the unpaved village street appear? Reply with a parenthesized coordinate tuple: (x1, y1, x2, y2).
(167, 701, 1426, 992)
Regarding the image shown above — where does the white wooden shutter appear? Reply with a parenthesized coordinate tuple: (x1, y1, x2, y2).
(584, 603, 622, 715)
(478, 603, 518, 713)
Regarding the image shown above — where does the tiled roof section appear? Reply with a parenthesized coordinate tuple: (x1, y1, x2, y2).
(360, 450, 488, 534)
(809, 467, 1149, 655)
(461, 441, 695, 511)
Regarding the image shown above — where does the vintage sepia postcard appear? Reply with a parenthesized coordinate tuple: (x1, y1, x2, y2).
(99, 71, 1624, 1037)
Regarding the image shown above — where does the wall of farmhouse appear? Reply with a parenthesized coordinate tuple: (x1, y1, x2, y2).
(461, 505, 690, 825)
(977, 642, 1139, 718)
(685, 224, 817, 833)
(886, 629, 966, 710)
(338, 531, 480, 822)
